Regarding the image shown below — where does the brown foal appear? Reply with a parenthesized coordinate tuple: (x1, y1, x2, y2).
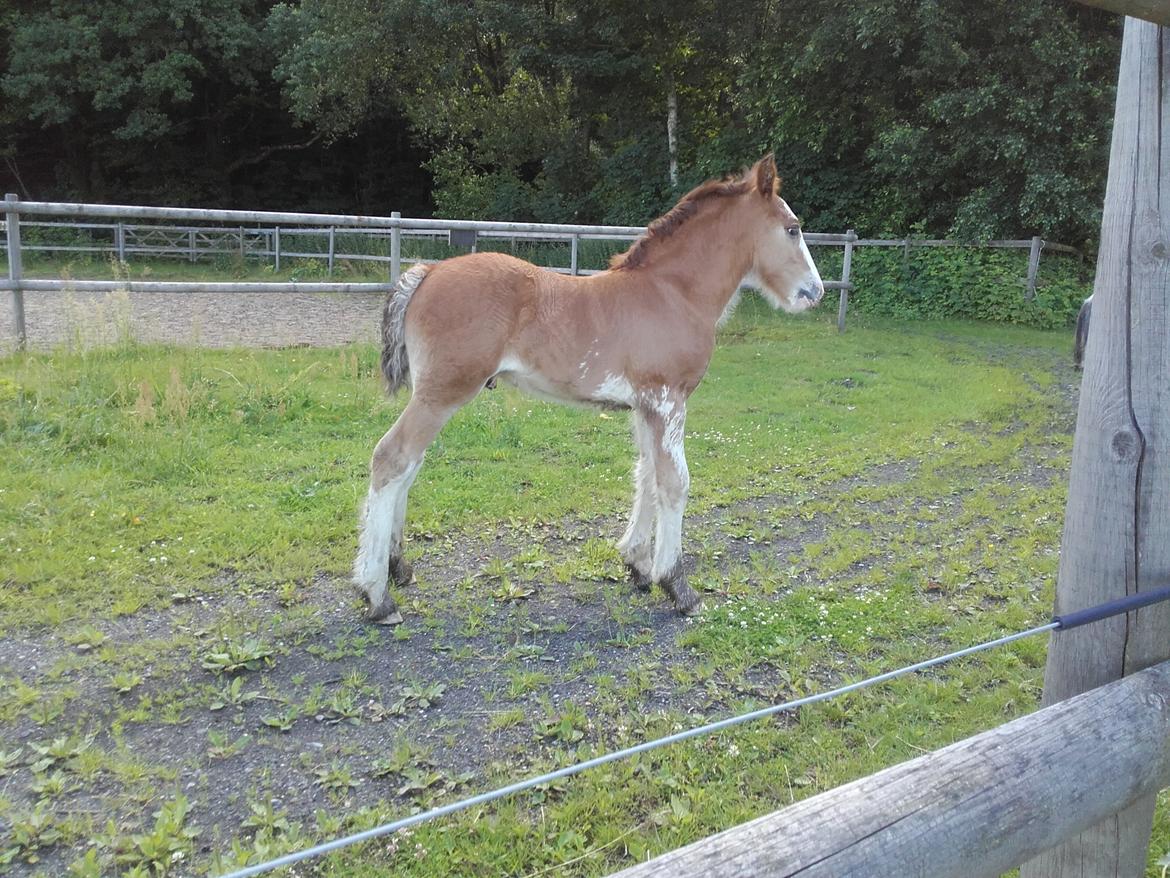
(356, 155, 825, 624)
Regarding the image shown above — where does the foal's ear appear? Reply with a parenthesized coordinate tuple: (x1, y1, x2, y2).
(754, 154, 780, 198)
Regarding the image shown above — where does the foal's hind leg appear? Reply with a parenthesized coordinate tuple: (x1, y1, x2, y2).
(355, 397, 455, 623)
(617, 412, 656, 592)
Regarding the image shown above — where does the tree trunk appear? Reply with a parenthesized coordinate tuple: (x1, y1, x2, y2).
(667, 83, 679, 189)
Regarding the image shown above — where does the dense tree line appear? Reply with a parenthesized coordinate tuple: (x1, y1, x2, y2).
(0, 0, 1120, 244)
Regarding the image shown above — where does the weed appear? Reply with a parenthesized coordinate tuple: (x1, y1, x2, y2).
(397, 680, 446, 711)
(313, 762, 361, 798)
(201, 639, 273, 675)
(206, 731, 250, 760)
(536, 703, 589, 745)
(115, 795, 199, 874)
(208, 677, 260, 711)
(259, 708, 298, 732)
(240, 796, 293, 837)
(65, 625, 108, 652)
(0, 748, 23, 776)
(4, 804, 63, 865)
(110, 670, 145, 694)
(28, 734, 94, 773)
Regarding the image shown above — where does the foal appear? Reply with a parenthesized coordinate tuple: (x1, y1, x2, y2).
(355, 155, 824, 624)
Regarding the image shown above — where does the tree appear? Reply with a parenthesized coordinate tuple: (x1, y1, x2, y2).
(1, 0, 278, 201)
(739, 0, 1119, 244)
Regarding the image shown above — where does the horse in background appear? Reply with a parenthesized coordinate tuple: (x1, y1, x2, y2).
(355, 155, 825, 624)
(1074, 295, 1092, 370)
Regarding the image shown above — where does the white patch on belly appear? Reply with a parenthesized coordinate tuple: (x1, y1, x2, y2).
(497, 354, 561, 402)
(594, 372, 636, 407)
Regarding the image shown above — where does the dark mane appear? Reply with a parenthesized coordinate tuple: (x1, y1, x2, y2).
(609, 175, 755, 271)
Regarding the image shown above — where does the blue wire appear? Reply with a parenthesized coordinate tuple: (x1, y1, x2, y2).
(216, 621, 1058, 878)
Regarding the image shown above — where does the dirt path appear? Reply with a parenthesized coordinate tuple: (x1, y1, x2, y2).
(0, 289, 384, 352)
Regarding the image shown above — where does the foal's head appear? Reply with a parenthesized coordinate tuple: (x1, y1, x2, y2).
(741, 155, 825, 313)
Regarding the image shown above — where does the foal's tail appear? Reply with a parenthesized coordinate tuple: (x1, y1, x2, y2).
(381, 264, 430, 395)
(1073, 294, 1092, 371)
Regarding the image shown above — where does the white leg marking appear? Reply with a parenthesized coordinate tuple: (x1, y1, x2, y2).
(355, 484, 397, 606)
(617, 414, 656, 573)
(355, 456, 422, 608)
(648, 397, 690, 582)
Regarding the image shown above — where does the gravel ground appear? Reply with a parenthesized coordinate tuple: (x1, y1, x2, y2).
(0, 288, 385, 352)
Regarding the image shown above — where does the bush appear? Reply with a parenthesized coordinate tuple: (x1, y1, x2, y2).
(842, 245, 1091, 329)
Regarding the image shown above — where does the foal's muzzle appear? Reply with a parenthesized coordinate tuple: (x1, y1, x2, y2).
(797, 285, 823, 305)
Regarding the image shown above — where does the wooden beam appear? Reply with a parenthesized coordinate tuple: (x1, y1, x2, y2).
(1074, 0, 1170, 25)
(607, 661, 1170, 878)
(1019, 15, 1170, 877)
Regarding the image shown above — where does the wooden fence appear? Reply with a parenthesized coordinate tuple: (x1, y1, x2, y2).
(0, 199, 863, 349)
(1, 198, 1081, 349)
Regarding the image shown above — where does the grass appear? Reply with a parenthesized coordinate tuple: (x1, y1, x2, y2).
(1, 293, 1168, 876)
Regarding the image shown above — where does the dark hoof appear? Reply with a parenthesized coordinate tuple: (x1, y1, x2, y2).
(658, 563, 703, 616)
(388, 556, 415, 587)
(625, 562, 652, 593)
(366, 596, 403, 626)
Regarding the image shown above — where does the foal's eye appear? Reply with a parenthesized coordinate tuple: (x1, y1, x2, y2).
(786, 227, 801, 238)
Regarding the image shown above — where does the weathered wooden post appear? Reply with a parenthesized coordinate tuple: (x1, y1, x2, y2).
(1020, 13, 1170, 878)
(5, 193, 26, 350)
(273, 227, 281, 272)
(837, 229, 855, 333)
(571, 234, 579, 276)
(116, 221, 126, 263)
(1025, 235, 1042, 300)
(327, 226, 335, 276)
(390, 211, 401, 285)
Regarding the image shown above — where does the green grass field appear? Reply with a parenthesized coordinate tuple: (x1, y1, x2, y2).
(1, 295, 1166, 876)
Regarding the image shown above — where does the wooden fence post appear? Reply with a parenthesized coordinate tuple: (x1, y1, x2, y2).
(327, 226, 335, 276)
(5, 193, 26, 351)
(571, 234, 579, 276)
(837, 229, 855, 333)
(274, 227, 281, 273)
(116, 222, 126, 263)
(390, 211, 401, 285)
(608, 661, 1170, 878)
(188, 229, 196, 263)
(1025, 235, 1042, 300)
(1020, 16, 1170, 878)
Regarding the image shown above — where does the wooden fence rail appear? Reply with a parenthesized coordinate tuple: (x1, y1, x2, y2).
(0, 197, 1081, 350)
(0, 200, 860, 349)
(608, 659, 1170, 878)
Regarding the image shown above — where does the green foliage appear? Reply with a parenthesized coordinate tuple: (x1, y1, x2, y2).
(845, 247, 1091, 328)
(741, 1, 1117, 245)
(1, 0, 1121, 245)
(115, 795, 199, 874)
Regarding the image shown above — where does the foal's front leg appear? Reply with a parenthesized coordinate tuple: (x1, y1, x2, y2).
(617, 412, 656, 592)
(644, 397, 702, 615)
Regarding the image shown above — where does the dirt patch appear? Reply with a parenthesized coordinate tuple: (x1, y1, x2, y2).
(0, 288, 384, 352)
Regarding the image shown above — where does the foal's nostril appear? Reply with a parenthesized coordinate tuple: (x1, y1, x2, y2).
(797, 286, 821, 303)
